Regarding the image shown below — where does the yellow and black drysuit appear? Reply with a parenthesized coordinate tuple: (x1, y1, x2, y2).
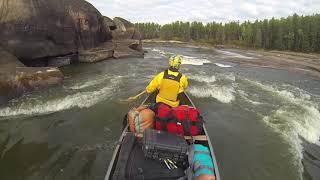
(146, 69, 188, 107)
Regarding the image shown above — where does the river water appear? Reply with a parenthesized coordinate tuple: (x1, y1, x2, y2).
(0, 44, 320, 180)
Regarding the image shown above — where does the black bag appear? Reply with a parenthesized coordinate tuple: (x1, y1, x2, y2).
(142, 129, 188, 163)
(126, 142, 185, 180)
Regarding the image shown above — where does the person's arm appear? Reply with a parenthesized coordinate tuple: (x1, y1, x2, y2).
(146, 72, 163, 93)
(178, 75, 188, 93)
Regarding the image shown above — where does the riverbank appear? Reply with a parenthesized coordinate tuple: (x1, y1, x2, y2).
(143, 39, 320, 79)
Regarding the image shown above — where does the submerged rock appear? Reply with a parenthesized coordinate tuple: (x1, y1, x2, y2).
(0, 47, 63, 104)
(0, 67, 63, 104)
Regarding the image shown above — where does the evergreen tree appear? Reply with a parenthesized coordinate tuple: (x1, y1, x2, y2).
(135, 14, 320, 52)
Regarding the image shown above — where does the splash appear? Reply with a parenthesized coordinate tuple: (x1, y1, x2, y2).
(188, 85, 235, 103)
(188, 74, 216, 83)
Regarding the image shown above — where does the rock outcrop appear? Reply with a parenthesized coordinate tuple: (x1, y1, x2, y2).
(78, 16, 144, 62)
(78, 42, 115, 63)
(0, 48, 63, 104)
(111, 17, 142, 40)
(0, 0, 144, 104)
(107, 17, 143, 59)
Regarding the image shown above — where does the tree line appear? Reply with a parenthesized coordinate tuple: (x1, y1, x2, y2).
(135, 14, 320, 52)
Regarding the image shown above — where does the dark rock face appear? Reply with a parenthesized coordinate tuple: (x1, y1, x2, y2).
(0, 0, 110, 60)
(0, 0, 144, 104)
(0, 47, 24, 69)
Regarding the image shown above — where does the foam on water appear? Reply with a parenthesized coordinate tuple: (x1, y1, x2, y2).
(0, 79, 122, 117)
(67, 76, 109, 90)
(215, 49, 254, 59)
(189, 85, 235, 103)
(151, 48, 172, 57)
(188, 74, 216, 83)
(181, 55, 211, 66)
(149, 48, 211, 66)
(216, 73, 236, 82)
(237, 89, 263, 105)
(214, 63, 233, 68)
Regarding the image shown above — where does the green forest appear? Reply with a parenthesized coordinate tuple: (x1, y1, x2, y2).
(135, 14, 320, 52)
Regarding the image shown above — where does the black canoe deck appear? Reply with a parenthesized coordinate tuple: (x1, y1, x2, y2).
(104, 92, 221, 180)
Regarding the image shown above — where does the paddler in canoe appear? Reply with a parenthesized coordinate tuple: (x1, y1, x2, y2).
(124, 55, 217, 180)
(128, 55, 188, 108)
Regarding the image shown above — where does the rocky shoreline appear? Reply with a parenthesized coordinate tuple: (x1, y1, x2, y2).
(0, 0, 144, 105)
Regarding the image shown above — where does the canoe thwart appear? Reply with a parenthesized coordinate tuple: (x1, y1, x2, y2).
(126, 132, 208, 141)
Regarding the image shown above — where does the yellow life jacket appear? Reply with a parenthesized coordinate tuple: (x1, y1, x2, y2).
(158, 70, 182, 102)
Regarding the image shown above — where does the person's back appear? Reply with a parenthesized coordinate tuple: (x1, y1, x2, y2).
(146, 55, 188, 107)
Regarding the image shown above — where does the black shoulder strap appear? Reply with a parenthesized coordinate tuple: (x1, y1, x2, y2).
(175, 73, 182, 81)
(163, 70, 182, 83)
(163, 70, 169, 79)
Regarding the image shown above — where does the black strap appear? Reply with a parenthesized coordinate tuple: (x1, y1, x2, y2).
(163, 70, 182, 82)
(160, 117, 168, 131)
(184, 110, 191, 136)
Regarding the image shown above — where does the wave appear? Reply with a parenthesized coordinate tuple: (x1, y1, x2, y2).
(181, 55, 211, 66)
(244, 79, 320, 179)
(0, 79, 121, 117)
(216, 73, 236, 82)
(188, 85, 235, 103)
(66, 75, 124, 90)
(188, 74, 216, 83)
(215, 63, 233, 68)
(215, 49, 254, 59)
(237, 90, 263, 105)
(151, 48, 173, 57)
(263, 104, 320, 179)
(67, 76, 110, 90)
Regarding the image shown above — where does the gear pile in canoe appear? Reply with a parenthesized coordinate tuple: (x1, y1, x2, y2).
(105, 92, 221, 180)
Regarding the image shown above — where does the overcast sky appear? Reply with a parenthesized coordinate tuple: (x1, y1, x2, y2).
(86, 0, 320, 24)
